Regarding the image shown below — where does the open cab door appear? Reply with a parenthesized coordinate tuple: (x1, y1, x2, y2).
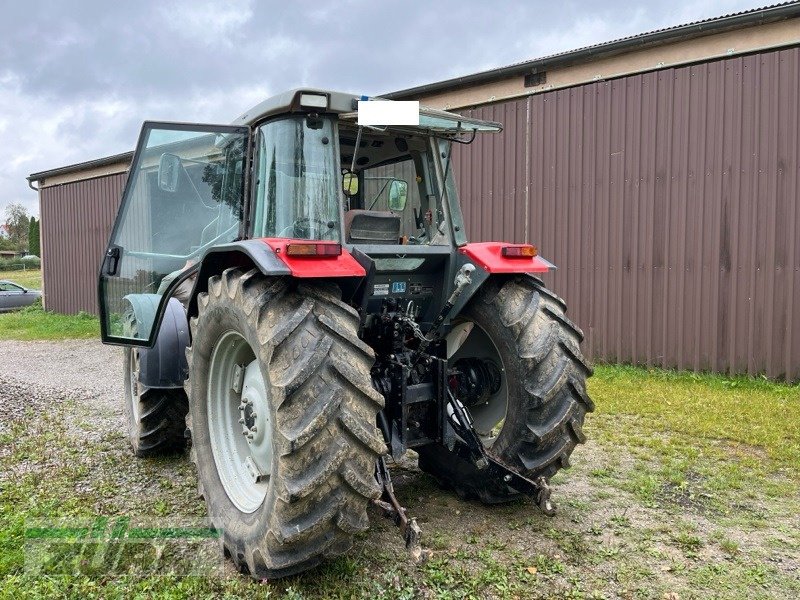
(99, 122, 249, 346)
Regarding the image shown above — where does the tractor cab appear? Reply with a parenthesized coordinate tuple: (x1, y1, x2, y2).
(99, 89, 502, 346)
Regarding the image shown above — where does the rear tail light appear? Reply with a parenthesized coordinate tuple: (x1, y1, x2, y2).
(285, 242, 342, 257)
(501, 244, 538, 258)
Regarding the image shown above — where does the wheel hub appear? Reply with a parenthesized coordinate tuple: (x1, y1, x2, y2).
(207, 331, 271, 513)
(446, 319, 508, 446)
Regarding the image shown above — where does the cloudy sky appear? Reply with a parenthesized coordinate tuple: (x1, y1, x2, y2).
(0, 0, 768, 217)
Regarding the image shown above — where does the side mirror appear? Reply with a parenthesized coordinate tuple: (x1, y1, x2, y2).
(388, 179, 408, 212)
(342, 171, 359, 197)
(158, 153, 181, 193)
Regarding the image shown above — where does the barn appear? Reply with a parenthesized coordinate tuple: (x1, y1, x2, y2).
(27, 3, 800, 379)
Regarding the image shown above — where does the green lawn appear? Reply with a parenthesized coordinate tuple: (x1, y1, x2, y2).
(0, 269, 100, 340)
(0, 303, 99, 340)
(593, 364, 800, 470)
(0, 269, 41, 290)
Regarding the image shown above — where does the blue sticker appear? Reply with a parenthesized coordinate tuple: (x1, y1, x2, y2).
(391, 281, 407, 294)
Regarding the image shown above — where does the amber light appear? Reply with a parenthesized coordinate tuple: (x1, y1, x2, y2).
(285, 242, 342, 257)
(501, 244, 537, 258)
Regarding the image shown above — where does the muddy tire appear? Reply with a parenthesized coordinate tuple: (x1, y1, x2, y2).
(418, 275, 594, 503)
(185, 268, 385, 579)
(123, 347, 188, 457)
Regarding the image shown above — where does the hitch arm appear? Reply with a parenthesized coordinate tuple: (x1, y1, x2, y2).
(446, 390, 556, 516)
(373, 457, 427, 562)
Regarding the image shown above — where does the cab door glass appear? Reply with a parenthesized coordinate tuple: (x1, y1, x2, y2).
(99, 123, 248, 344)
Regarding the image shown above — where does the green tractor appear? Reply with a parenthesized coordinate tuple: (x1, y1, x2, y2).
(99, 89, 594, 578)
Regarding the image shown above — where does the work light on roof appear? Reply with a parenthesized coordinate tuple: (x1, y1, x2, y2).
(299, 93, 328, 109)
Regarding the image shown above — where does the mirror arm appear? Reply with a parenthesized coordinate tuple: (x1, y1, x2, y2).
(350, 126, 363, 173)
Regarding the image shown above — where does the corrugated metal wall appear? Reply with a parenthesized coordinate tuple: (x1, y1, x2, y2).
(40, 173, 126, 315)
(453, 46, 800, 380)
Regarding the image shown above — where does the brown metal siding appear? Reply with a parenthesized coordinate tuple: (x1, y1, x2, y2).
(40, 174, 126, 315)
(453, 46, 800, 380)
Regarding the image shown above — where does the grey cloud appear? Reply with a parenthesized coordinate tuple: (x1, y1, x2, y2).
(0, 0, 764, 218)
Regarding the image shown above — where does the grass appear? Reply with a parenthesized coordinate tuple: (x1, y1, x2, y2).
(0, 268, 100, 340)
(0, 301, 99, 340)
(0, 269, 41, 290)
(0, 269, 99, 341)
(1, 359, 799, 598)
(592, 364, 800, 470)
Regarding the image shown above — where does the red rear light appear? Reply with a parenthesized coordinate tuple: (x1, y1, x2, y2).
(501, 244, 538, 258)
(285, 242, 342, 257)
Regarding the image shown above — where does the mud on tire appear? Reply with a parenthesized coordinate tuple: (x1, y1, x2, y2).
(185, 268, 385, 578)
(418, 275, 594, 503)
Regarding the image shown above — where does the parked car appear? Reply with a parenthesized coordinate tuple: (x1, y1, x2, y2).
(0, 280, 41, 312)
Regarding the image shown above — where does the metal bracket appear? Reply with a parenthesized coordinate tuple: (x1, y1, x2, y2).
(373, 457, 429, 563)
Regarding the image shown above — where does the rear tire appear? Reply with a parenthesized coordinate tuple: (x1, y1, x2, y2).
(123, 348, 188, 457)
(418, 275, 594, 503)
(185, 268, 385, 579)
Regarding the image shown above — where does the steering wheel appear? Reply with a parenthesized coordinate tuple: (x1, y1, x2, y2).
(278, 217, 337, 240)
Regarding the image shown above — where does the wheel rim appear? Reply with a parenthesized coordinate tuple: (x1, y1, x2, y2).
(447, 320, 508, 447)
(207, 330, 272, 513)
(128, 350, 141, 423)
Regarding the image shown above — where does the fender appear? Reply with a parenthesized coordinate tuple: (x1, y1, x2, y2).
(458, 242, 555, 274)
(124, 294, 189, 389)
(187, 239, 291, 320)
(445, 243, 556, 325)
(187, 239, 366, 320)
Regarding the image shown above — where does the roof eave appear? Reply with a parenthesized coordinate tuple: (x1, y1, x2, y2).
(384, 2, 800, 99)
(27, 150, 134, 184)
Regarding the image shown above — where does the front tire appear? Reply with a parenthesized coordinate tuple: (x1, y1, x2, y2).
(185, 268, 385, 578)
(123, 347, 188, 457)
(418, 275, 594, 503)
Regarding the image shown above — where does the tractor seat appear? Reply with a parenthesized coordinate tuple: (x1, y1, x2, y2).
(344, 210, 401, 244)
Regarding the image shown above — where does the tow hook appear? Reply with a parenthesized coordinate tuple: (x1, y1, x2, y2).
(534, 476, 556, 516)
(373, 457, 429, 563)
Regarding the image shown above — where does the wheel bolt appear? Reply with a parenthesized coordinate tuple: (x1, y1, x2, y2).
(238, 417, 245, 424)
(238, 403, 246, 410)
(250, 425, 258, 433)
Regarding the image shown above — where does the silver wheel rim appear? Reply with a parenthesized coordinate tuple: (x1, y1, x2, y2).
(207, 331, 271, 513)
(447, 320, 508, 447)
(128, 350, 141, 423)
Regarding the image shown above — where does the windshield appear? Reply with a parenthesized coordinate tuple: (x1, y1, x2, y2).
(341, 126, 449, 246)
(252, 116, 340, 241)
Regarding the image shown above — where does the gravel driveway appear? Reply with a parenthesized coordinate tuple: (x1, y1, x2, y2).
(0, 339, 123, 438)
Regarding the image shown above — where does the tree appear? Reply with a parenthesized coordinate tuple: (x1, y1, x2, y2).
(28, 217, 40, 257)
(3, 203, 30, 252)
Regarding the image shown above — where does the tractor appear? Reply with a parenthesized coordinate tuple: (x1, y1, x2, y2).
(98, 89, 594, 578)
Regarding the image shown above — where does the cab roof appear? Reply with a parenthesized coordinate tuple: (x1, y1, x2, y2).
(233, 88, 502, 134)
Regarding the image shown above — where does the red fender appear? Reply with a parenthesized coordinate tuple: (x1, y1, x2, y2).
(458, 242, 555, 274)
(262, 238, 366, 278)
